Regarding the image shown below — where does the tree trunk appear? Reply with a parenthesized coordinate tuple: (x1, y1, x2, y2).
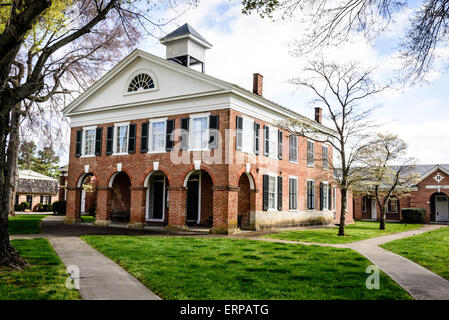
(379, 204, 387, 230)
(0, 108, 27, 269)
(7, 106, 20, 217)
(338, 188, 347, 236)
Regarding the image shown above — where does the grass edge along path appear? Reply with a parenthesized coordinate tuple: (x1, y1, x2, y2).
(82, 235, 412, 300)
(8, 214, 48, 235)
(381, 226, 449, 281)
(0, 238, 80, 300)
(263, 221, 423, 244)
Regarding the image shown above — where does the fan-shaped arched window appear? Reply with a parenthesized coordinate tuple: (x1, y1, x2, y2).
(127, 73, 155, 92)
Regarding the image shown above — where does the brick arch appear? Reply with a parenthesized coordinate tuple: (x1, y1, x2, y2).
(140, 165, 173, 187)
(181, 164, 217, 187)
(107, 168, 134, 188)
(429, 190, 449, 199)
(234, 167, 256, 190)
(75, 169, 99, 188)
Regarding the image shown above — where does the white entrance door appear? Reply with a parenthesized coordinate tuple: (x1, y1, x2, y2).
(371, 199, 377, 220)
(436, 196, 449, 222)
(81, 189, 86, 214)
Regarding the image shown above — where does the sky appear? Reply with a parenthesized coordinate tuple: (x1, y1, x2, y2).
(60, 0, 449, 165)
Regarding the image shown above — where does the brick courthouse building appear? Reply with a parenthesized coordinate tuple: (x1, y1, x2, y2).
(63, 24, 353, 234)
(353, 164, 449, 223)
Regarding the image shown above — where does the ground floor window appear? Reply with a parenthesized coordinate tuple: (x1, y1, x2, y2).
(268, 176, 277, 210)
(307, 180, 315, 210)
(289, 177, 298, 210)
(388, 198, 398, 213)
(40, 195, 51, 205)
(321, 182, 329, 210)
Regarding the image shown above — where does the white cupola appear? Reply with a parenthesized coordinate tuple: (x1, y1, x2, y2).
(159, 23, 212, 73)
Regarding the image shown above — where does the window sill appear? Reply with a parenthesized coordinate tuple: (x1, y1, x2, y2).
(267, 208, 278, 212)
(80, 154, 96, 158)
(289, 209, 299, 212)
(306, 164, 315, 168)
(147, 150, 166, 154)
(289, 161, 299, 164)
(146, 218, 165, 222)
(112, 153, 128, 156)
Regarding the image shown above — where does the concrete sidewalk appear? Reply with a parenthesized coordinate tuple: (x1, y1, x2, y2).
(48, 236, 161, 300)
(253, 224, 449, 300)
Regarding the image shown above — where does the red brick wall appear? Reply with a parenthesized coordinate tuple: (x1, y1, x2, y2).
(66, 107, 354, 230)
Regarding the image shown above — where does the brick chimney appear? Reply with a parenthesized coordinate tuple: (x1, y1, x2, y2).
(315, 107, 322, 124)
(253, 73, 263, 96)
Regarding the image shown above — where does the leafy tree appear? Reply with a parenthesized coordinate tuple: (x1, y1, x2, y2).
(18, 140, 37, 170)
(32, 146, 60, 179)
(355, 133, 421, 229)
(0, 0, 196, 269)
(241, 0, 449, 82)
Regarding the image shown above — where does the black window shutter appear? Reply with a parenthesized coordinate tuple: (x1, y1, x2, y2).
(208, 115, 219, 149)
(278, 130, 283, 159)
(106, 126, 114, 155)
(254, 122, 260, 154)
(75, 130, 82, 157)
(128, 124, 136, 154)
(328, 184, 332, 210)
(278, 176, 283, 211)
(181, 117, 189, 150)
(95, 127, 102, 156)
(236, 116, 242, 151)
(166, 119, 175, 151)
(263, 175, 269, 211)
(40, 195, 43, 204)
(264, 126, 269, 156)
(141, 122, 149, 153)
(320, 182, 324, 210)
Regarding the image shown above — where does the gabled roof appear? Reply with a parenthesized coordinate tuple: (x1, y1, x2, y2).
(417, 164, 449, 182)
(18, 170, 58, 181)
(63, 49, 336, 135)
(159, 23, 212, 48)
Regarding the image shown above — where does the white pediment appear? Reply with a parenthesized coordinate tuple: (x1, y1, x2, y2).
(64, 49, 231, 116)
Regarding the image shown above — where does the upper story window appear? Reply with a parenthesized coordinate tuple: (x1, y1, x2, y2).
(82, 127, 96, 156)
(289, 135, 298, 163)
(191, 115, 208, 150)
(150, 119, 166, 153)
(128, 73, 155, 92)
(307, 140, 314, 166)
(114, 123, 129, 154)
(322, 145, 329, 170)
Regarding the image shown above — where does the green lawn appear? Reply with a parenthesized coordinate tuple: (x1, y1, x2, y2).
(82, 235, 411, 300)
(263, 221, 423, 244)
(381, 226, 449, 281)
(8, 214, 47, 235)
(0, 239, 80, 300)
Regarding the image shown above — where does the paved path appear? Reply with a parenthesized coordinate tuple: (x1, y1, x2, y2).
(251, 224, 449, 300)
(12, 216, 161, 300)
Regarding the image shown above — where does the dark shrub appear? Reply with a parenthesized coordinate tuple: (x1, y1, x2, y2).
(33, 203, 43, 212)
(52, 200, 66, 215)
(19, 202, 29, 211)
(401, 208, 426, 223)
(14, 204, 22, 211)
(42, 204, 53, 212)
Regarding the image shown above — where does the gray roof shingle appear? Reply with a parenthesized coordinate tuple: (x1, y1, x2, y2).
(160, 23, 212, 47)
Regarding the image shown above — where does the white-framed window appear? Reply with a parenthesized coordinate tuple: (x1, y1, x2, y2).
(289, 176, 298, 210)
(307, 140, 314, 166)
(307, 179, 315, 210)
(289, 135, 298, 163)
(190, 114, 209, 151)
(322, 182, 329, 210)
(82, 126, 96, 157)
(242, 117, 255, 153)
(268, 126, 278, 159)
(322, 145, 329, 170)
(149, 118, 167, 153)
(41, 195, 51, 205)
(333, 186, 337, 210)
(362, 196, 367, 212)
(128, 73, 155, 92)
(268, 175, 277, 210)
(388, 198, 399, 213)
(114, 122, 129, 154)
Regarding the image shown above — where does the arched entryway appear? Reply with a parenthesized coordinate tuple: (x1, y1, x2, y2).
(237, 173, 253, 230)
(77, 173, 97, 216)
(430, 192, 449, 222)
(184, 170, 213, 226)
(144, 171, 169, 223)
(109, 172, 131, 223)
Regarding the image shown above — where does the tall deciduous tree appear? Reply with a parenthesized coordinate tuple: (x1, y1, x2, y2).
(276, 60, 389, 236)
(241, 0, 449, 82)
(0, 0, 196, 268)
(356, 133, 420, 229)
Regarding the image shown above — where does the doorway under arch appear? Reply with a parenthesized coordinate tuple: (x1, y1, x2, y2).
(144, 171, 169, 223)
(430, 192, 449, 222)
(77, 173, 97, 216)
(238, 173, 252, 229)
(185, 170, 213, 226)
